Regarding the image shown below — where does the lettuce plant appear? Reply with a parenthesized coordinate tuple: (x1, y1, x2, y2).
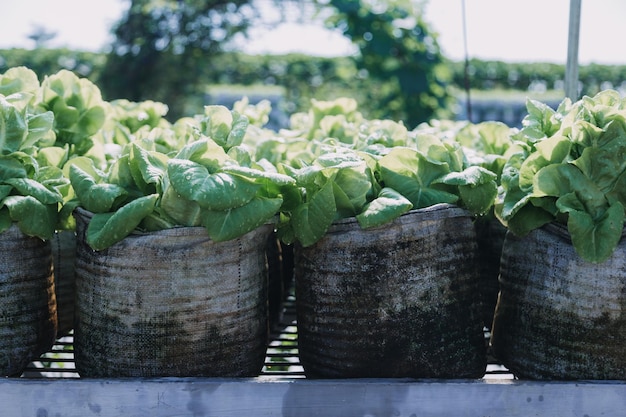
(0, 93, 65, 239)
(69, 106, 295, 250)
(376, 131, 498, 217)
(35, 69, 107, 157)
(276, 136, 498, 248)
(434, 120, 521, 180)
(276, 145, 413, 247)
(416, 120, 522, 222)
(0, 67, 41, 106)
(271, 98, 498, 248)
(495, 90, 626, 263)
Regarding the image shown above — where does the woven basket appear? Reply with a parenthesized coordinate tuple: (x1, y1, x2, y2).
(0, 224, 57, 376)
(491, 223, 626, 380)
(73, 208, 272, 377)
(295, 204, 486, 379)
(51, 230, 76, 337)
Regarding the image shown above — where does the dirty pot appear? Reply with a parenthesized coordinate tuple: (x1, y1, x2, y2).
(491, 223, 626, 380)
(73, 208, 272, 377)
(0, 224, 57, 376)
(474, 216, 507, 329)
(295, 203, 487, 378)
(51, 230, 76, 337)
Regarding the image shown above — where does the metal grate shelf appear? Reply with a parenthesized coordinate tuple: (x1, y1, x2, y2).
(19, 291, 512, 380)
(8, 292, 626, 417)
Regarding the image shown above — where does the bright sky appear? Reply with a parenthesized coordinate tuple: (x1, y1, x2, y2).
(0, 0, 624, 65)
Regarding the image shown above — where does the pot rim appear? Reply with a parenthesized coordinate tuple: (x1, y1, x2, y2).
(541, 221, 626, 242)
(322, 203, 473, 235)
(73, 206, 276, 239)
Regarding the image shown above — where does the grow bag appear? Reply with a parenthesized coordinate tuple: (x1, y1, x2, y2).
(51, 230, 76, 337)
(491, 223, 626, 380)
(0, 224, 57, 376)
(73, 208, 272, 377)
(295, 204, 487, 379)
(474, 217, 507, 329)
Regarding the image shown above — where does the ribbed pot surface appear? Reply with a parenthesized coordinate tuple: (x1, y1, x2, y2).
(491, 223, 626, 380)
(475, 217, 507, 329)
(0, 224, 57, 376)
(73, 208, 271, 377)
(295, 204, 486, 379)
(51, 230, 76, 337)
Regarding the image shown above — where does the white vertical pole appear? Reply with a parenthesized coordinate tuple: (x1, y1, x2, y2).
(565, 0, 582, 99)
(461, 0, 472, 121)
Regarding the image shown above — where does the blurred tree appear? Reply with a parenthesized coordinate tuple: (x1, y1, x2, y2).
(98, 0, 453, 124)
(27, 25, 58, 48)
(99, 0, 257, 120)
(320, 0, 453, 127)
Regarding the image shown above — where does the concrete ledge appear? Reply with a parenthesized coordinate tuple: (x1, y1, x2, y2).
(3, 377, 626, 417)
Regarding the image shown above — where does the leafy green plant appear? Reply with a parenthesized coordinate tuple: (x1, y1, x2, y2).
(0, 92, 65, 239)
(274, 98, 498, 247)
(276, 146, 413, 247)
(69, 105, 295, 250)
(432, 120, 520, 179)
(35, 69, 107, 156)
(495, 90, 626, 263)
(376, 133, 498, 217)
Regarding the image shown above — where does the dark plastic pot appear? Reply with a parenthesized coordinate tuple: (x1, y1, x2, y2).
(51, 230, 76, 337)
(474, 216, 507, 329)
(295, 204, 487, 379)
(73, 208, 272, 377)
(0, 224, 57, 376)
(491, 223, 626, 380)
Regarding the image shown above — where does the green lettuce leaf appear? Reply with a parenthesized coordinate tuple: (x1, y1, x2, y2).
(69, 164, 128, 213)
(128, 142, 169, 195)
(378, 148, 458, 208)
(159, 178, 203, 227)
(434, 165, 498, 215)
(174, 139, 230, 173)
(200, 105, 249, 150)
(0, 67, 40, 99)
(2, 195, 57, 239)
(291, 179, 336, 247)
(202, 196, 282, 242)
(356, 187, 413, 229)
(565, 202, 624, 263)
(167, 159, 260, 211)
(4, 178, 63, 205)
(86, 194, 159, 250)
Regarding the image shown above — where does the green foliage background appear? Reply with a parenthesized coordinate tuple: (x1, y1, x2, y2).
(2, 47, 625, 126)
(320, 0, 453, 128)
(97, 0, 256, 122)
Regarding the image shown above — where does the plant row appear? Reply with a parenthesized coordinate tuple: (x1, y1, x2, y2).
(2, 66, 626, 263)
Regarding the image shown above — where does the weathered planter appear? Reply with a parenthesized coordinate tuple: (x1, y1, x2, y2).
(0, 224, 57, 376)
(474, 217, 507, 329)
(51, 230, 76, 337)
(491, 223, 626, 380)
(73, 208, 272, 378)
(295, 204, 487, 379)
(267, 233, 286, 329)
